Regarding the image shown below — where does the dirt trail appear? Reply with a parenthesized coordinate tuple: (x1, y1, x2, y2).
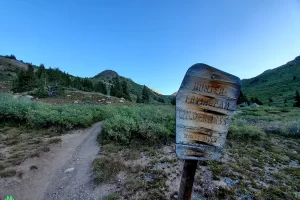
(0, 122, 109, 200)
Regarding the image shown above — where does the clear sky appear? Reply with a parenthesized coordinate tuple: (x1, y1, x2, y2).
(1, 0, 300, 95)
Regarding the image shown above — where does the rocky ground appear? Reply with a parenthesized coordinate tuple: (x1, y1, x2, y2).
(1, 122, 299, 200)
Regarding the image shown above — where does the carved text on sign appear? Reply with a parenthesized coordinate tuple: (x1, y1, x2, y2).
(176, 64, 241, 160)
(184, 133, 218, 144)
(193, 82, 226, 95)
(176, 107, 230, 126)
(185, 95, 236, 110)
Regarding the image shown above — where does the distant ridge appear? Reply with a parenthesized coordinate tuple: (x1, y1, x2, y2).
(0, 55, 172, 103)
(93, 70, 118, 79)
(0, 56, 28, 71)
(241, 55, 300, 106)
(92, 69, 172, 102)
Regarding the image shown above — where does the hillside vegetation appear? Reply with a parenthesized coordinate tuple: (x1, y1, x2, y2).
(1, 54, 300, 199)
(0, 55, 172, 104)
(93, 70, 172, 103)
(2, 92, 300, 199)
(242, 56, 300, 106)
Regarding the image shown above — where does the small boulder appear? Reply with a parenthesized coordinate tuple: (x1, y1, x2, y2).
(120, 97, 125, 100)
(250, 103, 260, 107)
(30, 165, 38, 170)
(25, 95, 34, 101)
(106, 101, 112, 104)
(224, 177, 239, 189)
(240, 102, 248, 107)
(64, 167, 75, 173)
(119, 100, 124, 103)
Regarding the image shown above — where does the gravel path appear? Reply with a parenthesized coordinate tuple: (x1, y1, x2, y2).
(43, 122, 104, 200)
(0, 121, 106, 200)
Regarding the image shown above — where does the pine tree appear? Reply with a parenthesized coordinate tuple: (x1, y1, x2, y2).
(158, 97, 165, 103)
(12, 65, 36, 92)
(237, 91, 249, 104)
(121, 80, 131, 101)
(170, 97, 176, 105)
(110, 76, 124, 98)
(95, 81, 107, 94)
(142, 85, 150, 103)
(71, 77, 82, 90)
(136, 96, 142, 103)
(294, 90, 300, 107)
(82, 78, 93, 91)
(36, 64, 46, 78)
(27, 64, 36, 88)
(250, 97, 263, 105)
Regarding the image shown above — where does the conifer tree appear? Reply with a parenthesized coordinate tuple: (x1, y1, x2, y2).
(110, 75, 124, 98)
(158, 97, 165, 103)
(170, 97, 176, 105)
(136, 96, 142, 103)
(121, 80, 131, 101)
(13, 65, 36, 92)
(142, 85, 150, 103)
(237, 91, 249, 104)
(294, 90, 300, 107)
(95, 81, 107, 94)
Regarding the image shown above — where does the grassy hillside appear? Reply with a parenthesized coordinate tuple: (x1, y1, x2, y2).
(242, 56, 300, 106)
(0, 56, 29, 82)
(93, 70, 172, 103)
(0, 55, 172, 104)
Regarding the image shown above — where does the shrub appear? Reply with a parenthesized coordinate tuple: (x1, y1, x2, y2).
(93, 156, 125, 183)
(101, 105, 175, 145)
(0, 93, 175, 144)
(285, 120, 300, 137)
(103, 194, 118, 200)
(228, 119, 265, 141)
(261, 120, 300, 137)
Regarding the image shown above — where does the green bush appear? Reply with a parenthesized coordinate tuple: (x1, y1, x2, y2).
(228, 119, 265, 141)
(103, 194, 118, 200)
(101, 105, 175, 145)
(0, 93, 175, 145)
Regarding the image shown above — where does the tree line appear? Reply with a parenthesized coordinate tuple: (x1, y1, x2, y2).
(12, 64, 109, 97)
(11, 62, 172, 104)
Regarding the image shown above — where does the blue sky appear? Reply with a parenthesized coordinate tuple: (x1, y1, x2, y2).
(1, 0, 300, 94)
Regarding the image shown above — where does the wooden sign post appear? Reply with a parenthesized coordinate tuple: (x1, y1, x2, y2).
(176, 64, 241, 200)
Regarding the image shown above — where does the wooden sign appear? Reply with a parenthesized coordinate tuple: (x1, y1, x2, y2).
(176, 64, 241, 161)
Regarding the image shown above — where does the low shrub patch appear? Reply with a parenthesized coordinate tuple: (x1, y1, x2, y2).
(228, 119, 265, 141)
(93, 156, 125, 183)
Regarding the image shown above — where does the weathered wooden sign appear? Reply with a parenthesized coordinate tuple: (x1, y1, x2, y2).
(176, 64, 241, 161)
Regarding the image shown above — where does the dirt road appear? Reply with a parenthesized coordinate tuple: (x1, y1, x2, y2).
(0, 122, 112, 200)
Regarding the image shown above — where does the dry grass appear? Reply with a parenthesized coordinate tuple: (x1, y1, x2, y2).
(94, 133, 300, 199)
(93, 156, 126, 183)
(0, 126, 61, 174)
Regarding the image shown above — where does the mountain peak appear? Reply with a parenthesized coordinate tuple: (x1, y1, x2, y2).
(94, 70, 118, 79)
